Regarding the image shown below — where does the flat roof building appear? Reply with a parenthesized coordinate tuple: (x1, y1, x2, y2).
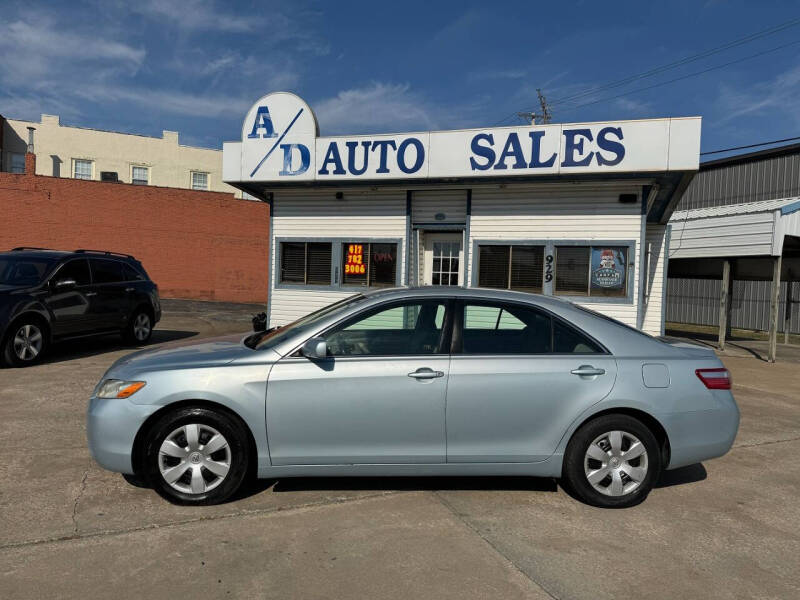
(223, 92, 702, 336)
(667, 143, 800, 361)
(1, 113, 244, 197)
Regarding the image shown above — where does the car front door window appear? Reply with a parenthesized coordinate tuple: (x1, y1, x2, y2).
(326, 301, 448, 356)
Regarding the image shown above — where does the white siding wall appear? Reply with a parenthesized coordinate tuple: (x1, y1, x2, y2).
(641, 224, 667, 336)
(468, 183, 643, 326)
(669, 212, 775, 258)
(270, 189, 407, 326)
(411, 190, 467, 223)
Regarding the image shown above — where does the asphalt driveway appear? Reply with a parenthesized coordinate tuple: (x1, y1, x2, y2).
(1, 300, 798, 599)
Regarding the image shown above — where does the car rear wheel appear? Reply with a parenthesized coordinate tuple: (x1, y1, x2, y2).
(562, 414, 661, 508)
(124, 309, 152, 344)
(2, 320, 47, 367)
(143, 407, 250, 505)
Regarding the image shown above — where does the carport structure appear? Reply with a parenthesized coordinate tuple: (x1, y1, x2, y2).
(669, 196, 800, 362)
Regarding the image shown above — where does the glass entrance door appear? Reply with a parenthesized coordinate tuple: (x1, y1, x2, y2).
(423, 233, 463, 286)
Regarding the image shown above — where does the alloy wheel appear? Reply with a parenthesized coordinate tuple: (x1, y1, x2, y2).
(158, 424, 231, 495)
(13, 324, 43, 361)
(584, 430, 649, 496)
(133, 313, 151, 341)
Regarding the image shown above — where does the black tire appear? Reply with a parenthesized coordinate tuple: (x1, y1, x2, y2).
(142, 407, 250, 505)
(2, 318, 48, 367)
(562, 414, 661, 508)
(123, 307, 153, 345)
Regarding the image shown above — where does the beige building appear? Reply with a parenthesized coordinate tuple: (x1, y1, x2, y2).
(1, 114, 245, 197)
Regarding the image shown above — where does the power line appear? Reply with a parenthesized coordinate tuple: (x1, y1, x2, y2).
(548, 16, 800, 107)
(700, 136, 800, 156)
(554, 38, 800, 115)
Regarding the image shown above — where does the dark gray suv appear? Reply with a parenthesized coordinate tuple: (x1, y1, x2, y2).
(0, 248, 161, 367)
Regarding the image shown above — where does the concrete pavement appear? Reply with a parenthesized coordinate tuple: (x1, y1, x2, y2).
(1, 301, 799, 599)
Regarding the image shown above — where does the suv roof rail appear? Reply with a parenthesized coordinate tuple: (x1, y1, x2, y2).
(74, 249, 137, 260)
(11, 246, 61, 252)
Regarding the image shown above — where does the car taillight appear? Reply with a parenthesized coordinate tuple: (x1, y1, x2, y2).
(695, 368, 732, 390)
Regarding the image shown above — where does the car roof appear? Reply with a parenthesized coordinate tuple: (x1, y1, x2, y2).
(361, 285, 572, 310)
(1, 249, 139, 262)
(0, 250, 73, 260)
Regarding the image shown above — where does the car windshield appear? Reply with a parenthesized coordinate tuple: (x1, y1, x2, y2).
(246, 294, 368, 350)
(0, 256, 58, 286)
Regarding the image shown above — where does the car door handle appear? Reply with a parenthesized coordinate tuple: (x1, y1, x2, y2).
(407, 368, 444, 379)
(571, 365, 606, 376)
(85, 292, 97, 297)
(125, 287, 134, 292)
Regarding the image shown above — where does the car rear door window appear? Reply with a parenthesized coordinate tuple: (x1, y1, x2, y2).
(54, 259, 90, 286)
(325, 300, 449, 356)
(553, 319, 603, 354)
(462, 302, 551, 354)
(90, 259, 124, 284)
(122, 263, 145, 281)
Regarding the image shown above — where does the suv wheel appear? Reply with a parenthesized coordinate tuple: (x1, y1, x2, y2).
(562, 414, 661, 508)
(142, 407, 250, 505)
(2, 320, 47, 367)
(124, 309, 152, 344)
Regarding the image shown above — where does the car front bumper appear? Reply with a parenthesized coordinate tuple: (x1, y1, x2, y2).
(86, 396, 160, 474)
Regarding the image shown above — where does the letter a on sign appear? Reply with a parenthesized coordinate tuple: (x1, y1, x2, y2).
(248, 106, 278, 139)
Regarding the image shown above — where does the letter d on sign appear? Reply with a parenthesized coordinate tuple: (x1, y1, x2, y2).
(279, 144, 310, 176)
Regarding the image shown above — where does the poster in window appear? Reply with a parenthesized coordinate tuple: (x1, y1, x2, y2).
(590, 248, 626, 290)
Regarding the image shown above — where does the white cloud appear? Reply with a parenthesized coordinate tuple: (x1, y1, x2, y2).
(0, 19, 145, 87)
(75, 85, 251, 118)
(716, 64, 800, 126)
(133, 0, 256, 32)
(314, 83, 439, 135)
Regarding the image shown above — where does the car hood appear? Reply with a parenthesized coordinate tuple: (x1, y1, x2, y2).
(110, 334, 252, 372)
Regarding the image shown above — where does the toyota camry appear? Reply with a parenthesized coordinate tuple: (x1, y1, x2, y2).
(87, 287, 739, 508)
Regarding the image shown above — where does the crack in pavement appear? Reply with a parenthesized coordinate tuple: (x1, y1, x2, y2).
(733, 436, 800, 449)
(1, 490, 405, 551)
(432, 491, 560, 600)
(71, 469, 89, 533)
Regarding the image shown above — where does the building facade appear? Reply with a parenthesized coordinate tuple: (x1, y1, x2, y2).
(0, 152, 269, 303)
(667, 144, 800, 360)
(222, 92, 701, 335)
(1, 113, 244, 197)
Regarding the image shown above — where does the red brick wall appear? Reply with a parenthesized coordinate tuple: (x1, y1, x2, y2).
(0, 159, 270, 303)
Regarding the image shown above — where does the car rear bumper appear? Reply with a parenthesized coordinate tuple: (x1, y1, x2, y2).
(660, 392, 740, 470)
(86, 396, 159, 474)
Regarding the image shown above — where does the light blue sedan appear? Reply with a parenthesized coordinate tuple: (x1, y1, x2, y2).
(87, 287, 739, 508)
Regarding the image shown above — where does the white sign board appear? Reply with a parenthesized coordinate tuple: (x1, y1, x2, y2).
(224, 92, 701, 185)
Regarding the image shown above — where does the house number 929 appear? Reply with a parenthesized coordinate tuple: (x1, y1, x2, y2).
(545, 254, 554, 282)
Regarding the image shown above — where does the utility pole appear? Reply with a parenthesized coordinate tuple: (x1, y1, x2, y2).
(516, 89, 552, 125)
(537, 88, 551, 124)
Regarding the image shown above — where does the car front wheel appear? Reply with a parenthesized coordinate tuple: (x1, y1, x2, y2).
(562, 414, 661, 508)
(143, 407, 250, 505)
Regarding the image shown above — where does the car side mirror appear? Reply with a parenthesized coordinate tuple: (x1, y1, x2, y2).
(301, 337, 328, 360)
(54, 278, 77, 290)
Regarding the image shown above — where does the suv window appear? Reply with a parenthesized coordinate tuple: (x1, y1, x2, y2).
(90, 259, 124, 284)
(122, 263, 145, 281)
(325, 300, 448, 356)
(54, 259, 90, 286)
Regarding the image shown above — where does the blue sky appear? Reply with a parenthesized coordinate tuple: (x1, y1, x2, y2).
(1, 0, 799, 157)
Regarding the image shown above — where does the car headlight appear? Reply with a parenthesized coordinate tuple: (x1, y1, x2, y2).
(96, 379, 146, 399)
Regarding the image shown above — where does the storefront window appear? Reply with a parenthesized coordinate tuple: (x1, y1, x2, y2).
(478, 245, 544, 293)
(280, 242, 332, 285)
(342, 242, 397, 288)
(554, 245, 627, 297)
